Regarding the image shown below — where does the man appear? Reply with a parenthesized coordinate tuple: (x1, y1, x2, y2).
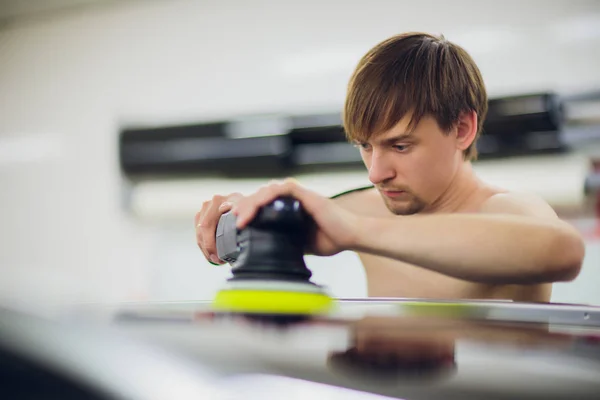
(195, 32, 585, 302)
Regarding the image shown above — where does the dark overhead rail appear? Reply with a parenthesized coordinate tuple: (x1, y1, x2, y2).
(119, 92, 586, 178)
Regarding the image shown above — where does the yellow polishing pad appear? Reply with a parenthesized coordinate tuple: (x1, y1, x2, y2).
(212, 287, 334, 315)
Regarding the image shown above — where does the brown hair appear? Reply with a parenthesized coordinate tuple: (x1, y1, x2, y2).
(343, 32, 487, 160)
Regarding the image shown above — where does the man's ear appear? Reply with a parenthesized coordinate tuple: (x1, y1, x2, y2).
(455, 110, 478, 152)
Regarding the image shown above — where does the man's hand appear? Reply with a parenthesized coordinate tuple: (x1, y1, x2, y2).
(195, 192, 244, 265)
(232, 178, 361, 257)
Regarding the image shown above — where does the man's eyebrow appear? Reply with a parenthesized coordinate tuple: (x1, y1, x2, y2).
(353, 132, 414, 145)
(376, 133, 414, 145)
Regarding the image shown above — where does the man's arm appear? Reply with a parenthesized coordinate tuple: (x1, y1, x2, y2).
(350, 193, 585, 284)
(229, 180, 584, 285)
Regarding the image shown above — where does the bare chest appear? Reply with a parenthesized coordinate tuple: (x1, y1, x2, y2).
(337, 187, 551, 302)
(358, 253, 551, 302)
(358, 253, 488, 299)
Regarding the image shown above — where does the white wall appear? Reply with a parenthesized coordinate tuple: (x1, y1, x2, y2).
(1, 0, 599, 310)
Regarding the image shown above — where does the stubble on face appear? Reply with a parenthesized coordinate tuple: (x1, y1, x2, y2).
(378, 188, 428, 215)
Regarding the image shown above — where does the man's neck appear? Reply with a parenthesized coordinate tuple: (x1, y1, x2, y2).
(424, 162, 484, 214)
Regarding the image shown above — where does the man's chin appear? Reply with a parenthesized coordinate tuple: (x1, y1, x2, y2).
(390, 207, 420, 216)
(384, 198, 425, 216)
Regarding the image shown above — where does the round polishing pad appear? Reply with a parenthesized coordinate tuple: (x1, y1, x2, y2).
(212, 280, 334, 315)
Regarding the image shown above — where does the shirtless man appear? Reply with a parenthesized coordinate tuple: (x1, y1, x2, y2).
(195, 32, 585, 303)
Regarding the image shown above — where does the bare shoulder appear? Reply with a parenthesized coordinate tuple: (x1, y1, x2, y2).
(331, 186, 390, 217)
(479, 191, 559, 219)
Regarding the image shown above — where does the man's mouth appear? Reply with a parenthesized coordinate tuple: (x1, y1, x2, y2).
(380, 189, 407, 198)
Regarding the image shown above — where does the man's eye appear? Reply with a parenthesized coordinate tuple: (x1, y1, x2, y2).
(393, 144, 410, 152)
(354, 143, 371, 150)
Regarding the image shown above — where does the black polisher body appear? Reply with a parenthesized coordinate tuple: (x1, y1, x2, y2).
(216, 197, 315, 283)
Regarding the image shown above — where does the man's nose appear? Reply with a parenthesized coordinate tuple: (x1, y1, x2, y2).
(367, 151, 396, 184)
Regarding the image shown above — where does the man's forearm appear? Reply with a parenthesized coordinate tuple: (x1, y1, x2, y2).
(350, 214, 584, 284)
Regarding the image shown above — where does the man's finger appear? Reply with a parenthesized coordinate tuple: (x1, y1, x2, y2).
(218, 202, 234, 213)
(200, 199, 230, 264)
(195, 200, 223, 264)
(233, 182, 300, 228)
(194, 200, 210, 227)
(194, 211, 201, 227)
(195, 227, 212, 263)
(227, 192, 244, 203)
(195, 203, 210, 256)
(201, 235, 225, 265)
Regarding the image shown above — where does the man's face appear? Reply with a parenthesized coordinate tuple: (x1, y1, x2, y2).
(357, 115, 461, 215)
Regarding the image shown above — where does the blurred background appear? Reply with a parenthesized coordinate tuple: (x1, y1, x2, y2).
(0, 0, 599, 312)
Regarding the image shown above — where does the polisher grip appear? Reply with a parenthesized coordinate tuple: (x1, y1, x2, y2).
(215, 196, 309, 265)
